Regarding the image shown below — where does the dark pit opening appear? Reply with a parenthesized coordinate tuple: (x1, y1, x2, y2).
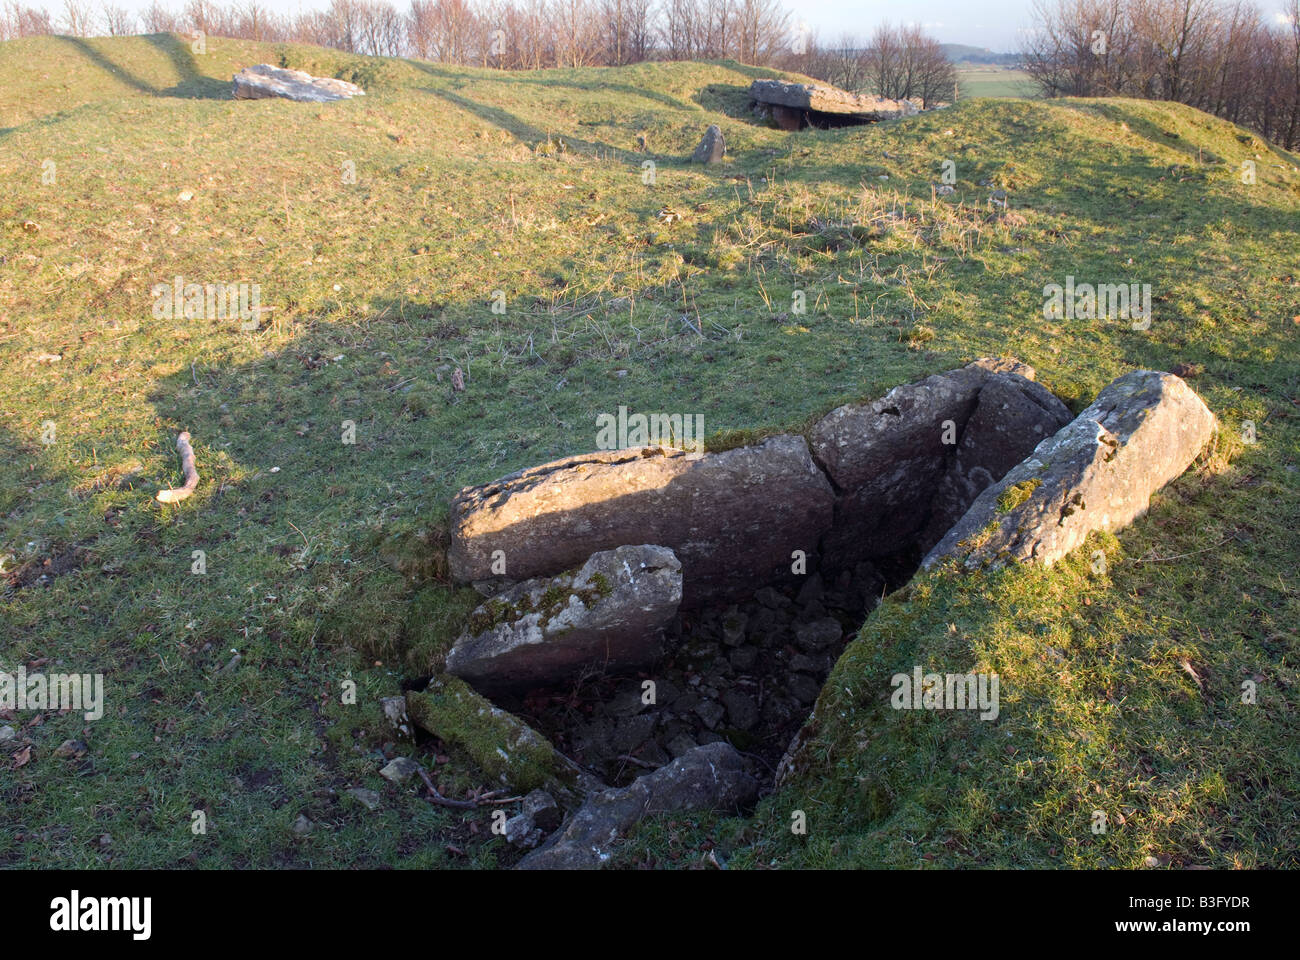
(764, 102, 877, 131)
(485, 546, 921, 788)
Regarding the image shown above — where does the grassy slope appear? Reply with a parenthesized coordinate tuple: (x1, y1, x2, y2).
(0, 34, 1296, 869)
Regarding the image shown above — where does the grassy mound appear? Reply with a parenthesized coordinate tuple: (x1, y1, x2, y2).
(1, 33, 1296, 868)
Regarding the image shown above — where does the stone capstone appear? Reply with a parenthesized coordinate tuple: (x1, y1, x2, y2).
(749, 78, 918, 123)
(447, 435, 835, 607)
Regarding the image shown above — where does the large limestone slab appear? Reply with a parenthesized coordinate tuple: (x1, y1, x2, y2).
(923, 371, 1216, 570)
(232, 64, 365, 103)
(517, 742, 759, 870)
(447, 436, 835, 606)
(810, 359, 1057, 567)
(445, 544, 682, 695)
(749, 78, 915, 120)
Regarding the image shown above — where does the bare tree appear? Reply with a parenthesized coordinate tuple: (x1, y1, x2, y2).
(101, 3, 136, 34)
(61, 0, 95, 34)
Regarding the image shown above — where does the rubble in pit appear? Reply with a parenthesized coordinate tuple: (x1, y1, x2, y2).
(488, 558, 891, 786)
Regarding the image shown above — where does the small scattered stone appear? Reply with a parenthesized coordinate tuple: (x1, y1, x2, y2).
(522, 789, 562, 833)
(53, 739, 87, 759)
(754, 586, 790, 610)
(721, 608, 747, 646)
(381, 696, 411, 736)
(666, 734, 699, 758)
(504, 813, 544, 849)
(605, 681, 647, 717)
(379, 756, 421, 782)
(796, 573, 823, 606)
(694, 698, 725, 730)
(728, 645, 758, 671)
(0, 725, 15, 742)
(787, 674, 822, 705)
(720, 690, 759, 731)
(790, 653, 829, 674)
(348, 787, 381, 811)
(611, 714, 656, 753)
(794, 617, 843, 651)
(291, 814, 314, 836)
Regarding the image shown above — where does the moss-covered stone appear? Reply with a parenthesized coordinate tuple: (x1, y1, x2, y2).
(406, 676, 584, 798)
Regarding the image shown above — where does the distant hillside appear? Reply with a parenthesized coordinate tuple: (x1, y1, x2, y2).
(942, 43, 1021, 65)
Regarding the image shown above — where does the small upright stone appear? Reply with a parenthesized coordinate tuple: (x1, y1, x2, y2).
(692, 125, 725, 164)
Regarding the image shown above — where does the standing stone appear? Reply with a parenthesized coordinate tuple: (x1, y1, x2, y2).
(447, 436, 834, 607)
(445, 545, 682, 695)
(691, 125, 725, 163)
(924, 370, 1217, 570)
(810, 359, 1052, 568)
(920, 373, 1073, 549)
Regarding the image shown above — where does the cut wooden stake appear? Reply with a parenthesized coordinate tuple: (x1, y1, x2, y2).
(156, 431, 199, 503)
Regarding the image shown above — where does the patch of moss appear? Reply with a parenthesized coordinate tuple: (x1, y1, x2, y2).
(997, 478, 1042, 512)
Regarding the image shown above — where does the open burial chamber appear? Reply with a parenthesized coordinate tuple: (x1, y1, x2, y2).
(405, 360, 1216, 865)
(747, 78, 923, 131)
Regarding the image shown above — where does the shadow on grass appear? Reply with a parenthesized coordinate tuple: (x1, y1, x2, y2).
(417, 84, 641, 163)
(143, 33, 230, 99)
(405, 59, 697, 112)
(53, 33, 228, 101)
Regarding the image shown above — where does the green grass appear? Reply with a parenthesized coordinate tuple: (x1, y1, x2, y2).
(957, 66, 1037, 99)
(1, 33, 1297, 869)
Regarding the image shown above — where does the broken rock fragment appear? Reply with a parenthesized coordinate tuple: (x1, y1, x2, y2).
(445, 544, 682, 695)
(516, 742, 759, 869)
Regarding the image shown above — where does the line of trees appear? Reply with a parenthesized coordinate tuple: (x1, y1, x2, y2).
(0, 0, 965, 106)
(1023, 0, 1300, 148)
(803, 24, 958, 106)
(0, 0, 799, 68)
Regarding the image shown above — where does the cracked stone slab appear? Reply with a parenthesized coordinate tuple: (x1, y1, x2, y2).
(446, 544, 682, 695)
(810, 358, 1054, 566)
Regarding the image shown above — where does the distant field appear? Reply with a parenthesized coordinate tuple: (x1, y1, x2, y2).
(956, 65, 1036, 99)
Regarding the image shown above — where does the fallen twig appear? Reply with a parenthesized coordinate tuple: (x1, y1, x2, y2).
(416, 768, 520, 808)
(156, 431, 199, 504)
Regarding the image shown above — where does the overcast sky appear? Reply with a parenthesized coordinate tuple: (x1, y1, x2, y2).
(37, 0, 1300, 55)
